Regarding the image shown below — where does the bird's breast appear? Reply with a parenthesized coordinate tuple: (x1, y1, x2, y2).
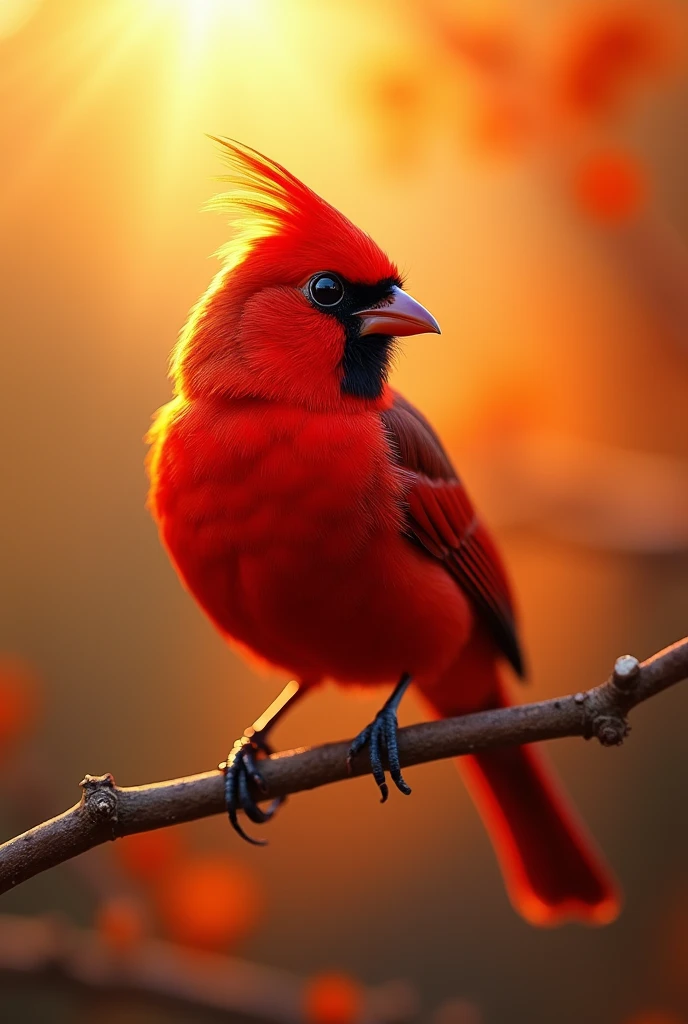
(151, 399, 403, 609)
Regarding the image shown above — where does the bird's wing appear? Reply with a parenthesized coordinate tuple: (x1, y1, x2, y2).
(381, 391, 525, 678)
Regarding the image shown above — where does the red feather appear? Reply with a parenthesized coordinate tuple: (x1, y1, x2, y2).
(382, 391, 524, 676)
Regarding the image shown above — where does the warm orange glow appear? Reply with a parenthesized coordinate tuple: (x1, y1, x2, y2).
(441, 20, 522, 77)
(572, 150, 647, 223)
(95, 896, 147, 952)
(555, 1, 684, 122)
(0, 657, 39, 747)
(154, 854, 263, 950)
(470, 98, 533, 156)
(114, 827, 184, 882)
(304, 972, 364, 1024)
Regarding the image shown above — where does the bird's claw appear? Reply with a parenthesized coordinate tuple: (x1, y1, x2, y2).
(347, 704, 412, 803)
(222, 731, 284, 845)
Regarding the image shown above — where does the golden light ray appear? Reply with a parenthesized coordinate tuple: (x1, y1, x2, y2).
(0, 0, 42, 40)
(154, 0, 262, 32)
(144, 3, 222, 219)
(142, 0, 278, 230)
(0, 4, 132, 123)
(1, 0, 323, 233)
(0, 3, 162, 212)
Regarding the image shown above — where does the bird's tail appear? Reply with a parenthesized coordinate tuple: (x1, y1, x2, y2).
(421, 679, 621, 926)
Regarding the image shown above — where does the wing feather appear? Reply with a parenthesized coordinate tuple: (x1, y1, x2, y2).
(381, 392, 525, 677)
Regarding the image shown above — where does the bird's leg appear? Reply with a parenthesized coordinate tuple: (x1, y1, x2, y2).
(220, 680, 303, 845)
(347, 673, 413, 803)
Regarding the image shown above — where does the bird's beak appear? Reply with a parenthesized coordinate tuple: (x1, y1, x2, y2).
(355, 285, 441, 338)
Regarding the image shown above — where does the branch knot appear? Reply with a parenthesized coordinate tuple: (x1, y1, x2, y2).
(79, 774, 119, 833)
(592, 715, 629, 747)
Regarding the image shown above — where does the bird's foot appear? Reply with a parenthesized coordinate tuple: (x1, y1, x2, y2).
(346, 674, 413, 803)
(220, 729, 283, 846)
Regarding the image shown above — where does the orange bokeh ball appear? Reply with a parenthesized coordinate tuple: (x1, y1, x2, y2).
(573, 150, 647, 223)
(154, 853, 263, 951)
(115, 827, 184, 882)
(0, 657, 40, 746)
(95, 896, 147, 952)
(471, 100, 532, 157)
(304, 972, 364, 1024)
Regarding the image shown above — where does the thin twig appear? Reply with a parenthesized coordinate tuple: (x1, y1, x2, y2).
(0, 638, 686, 897)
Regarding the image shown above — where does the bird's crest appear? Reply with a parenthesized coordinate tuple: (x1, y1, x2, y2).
(206, 137, 314, 271)
(205, 137, 396, 284)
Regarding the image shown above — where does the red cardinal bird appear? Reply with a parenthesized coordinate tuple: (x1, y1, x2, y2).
(148, 139, 619, 926)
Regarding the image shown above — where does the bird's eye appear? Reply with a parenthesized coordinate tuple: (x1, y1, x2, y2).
(308, 273, 344, 308)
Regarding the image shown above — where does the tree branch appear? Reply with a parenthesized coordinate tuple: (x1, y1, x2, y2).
(1, 638, 686, 897)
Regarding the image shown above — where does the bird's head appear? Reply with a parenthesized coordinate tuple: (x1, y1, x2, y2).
(172, 139, 440, 411)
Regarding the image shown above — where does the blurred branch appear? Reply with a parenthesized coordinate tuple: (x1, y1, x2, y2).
(0, 912, 399, 1024)
(463, 432, 688, 553)
(0, 637, 686, 897)
(0, 913, 300, 1022)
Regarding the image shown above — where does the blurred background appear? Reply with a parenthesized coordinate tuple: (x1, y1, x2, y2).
(1, 0, 688, 1021)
